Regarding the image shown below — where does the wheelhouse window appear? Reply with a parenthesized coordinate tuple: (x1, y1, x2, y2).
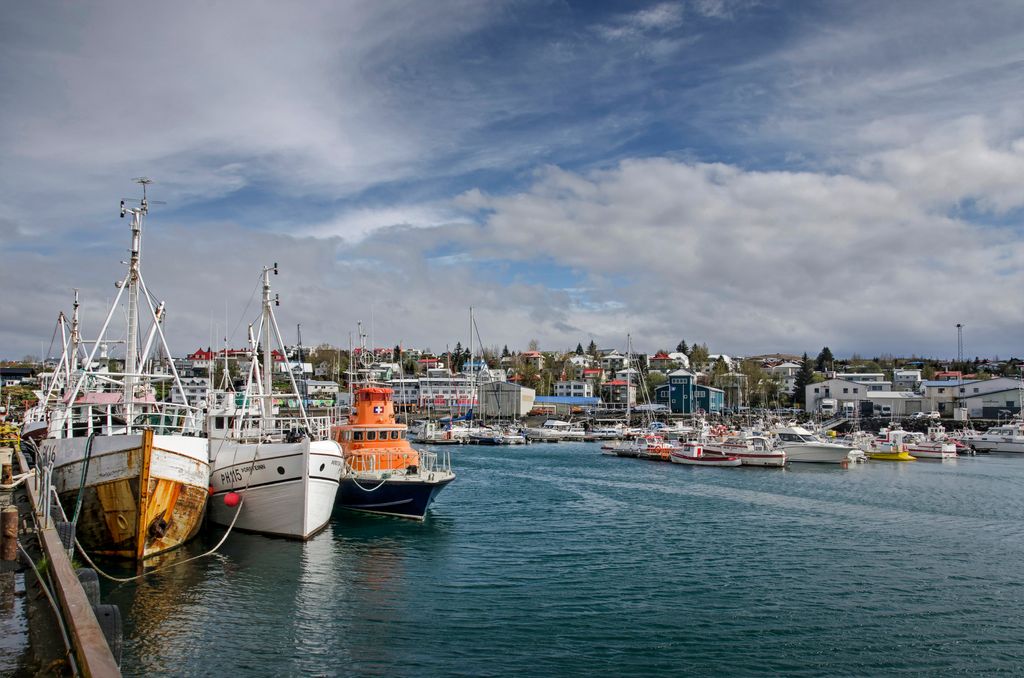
(367, 431, 377, 441)
(390, 430, 400, 440)
(353, 431, 364, 441)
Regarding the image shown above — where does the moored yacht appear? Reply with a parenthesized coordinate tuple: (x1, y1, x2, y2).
(772, 425, 866, 465)
(525, 419, 586, 442)
(959, 419, 1024, 453)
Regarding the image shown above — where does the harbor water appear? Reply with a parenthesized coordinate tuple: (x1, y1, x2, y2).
(105, 442, 1024, 676)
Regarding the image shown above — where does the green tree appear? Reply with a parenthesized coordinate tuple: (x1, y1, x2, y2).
(793, 353, 814, 407)
(575, 342, 584, 355)
(517, 362, 542, 392)
(587, 339, 598, 358)
(676, 340, 689, 355)
(815, 346, 834, 372)
(689, 343, 709, 371)
(502, 345, 510, 358)
(645, 371, 667, 401)
(710, 356, 729, 385)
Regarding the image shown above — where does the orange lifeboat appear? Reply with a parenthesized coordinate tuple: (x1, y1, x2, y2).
(330, 387, 455, 520)
(331, 387, 418, 472)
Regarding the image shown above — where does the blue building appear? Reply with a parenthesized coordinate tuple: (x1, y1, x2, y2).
(654, 369, 725, 414)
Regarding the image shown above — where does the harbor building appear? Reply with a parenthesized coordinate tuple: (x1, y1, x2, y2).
(554, 380, 594, 398)
(864, 391, 924, 417)
(766, 361, 801, 395)
(478, 381, 536, 419)
(654, 369, 725, 414)
(806, 377, 891, 413)
(961, 386, 1022, 418)
(600, 379, 637, 409)
(170, 376, 210, 405)
(530, 395, 598, 416)
(893, 369, 923, 390)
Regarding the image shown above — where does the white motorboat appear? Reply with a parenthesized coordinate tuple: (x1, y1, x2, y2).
(525, 419, 586, 442)
(772, 425, 866, 465)
(409, 419, 466, 445)
(959, 419, 1024, 453)
(205, 266, 344, 540)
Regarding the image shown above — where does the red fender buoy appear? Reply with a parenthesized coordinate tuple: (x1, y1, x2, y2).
(224, 491, 241, 507)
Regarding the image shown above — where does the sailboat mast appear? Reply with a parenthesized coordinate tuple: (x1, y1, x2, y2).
(626, 334, 632, 425)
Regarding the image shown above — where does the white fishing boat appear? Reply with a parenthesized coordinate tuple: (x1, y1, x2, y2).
(630, 433, 678, 461)
(702, 433, 786, 467)
(24, 181, 210, 561)
(904, 425, 958, 460)
(206, 265, 344, 540)
(772, 425, 866, 465)
(669, 442, 741, 467)
(409, 419, 466, 445)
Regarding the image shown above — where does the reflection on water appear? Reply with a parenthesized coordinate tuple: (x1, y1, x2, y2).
(108, 444, 1024, 676)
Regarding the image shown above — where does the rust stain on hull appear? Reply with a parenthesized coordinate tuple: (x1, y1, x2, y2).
(62, 432, 208, 562)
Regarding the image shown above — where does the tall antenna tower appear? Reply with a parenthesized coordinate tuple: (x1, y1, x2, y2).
(956, 323, 964, 367)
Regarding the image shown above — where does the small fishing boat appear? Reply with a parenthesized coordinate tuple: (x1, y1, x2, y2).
(702, 433, 786, 467)
(632, 433, 677, 461)
(904, 426, 957, 460)
(868, 446, 916, 461)
(669, 442, 741, 467)
(868, 428, 917, 461)
(332, 387, 455, 520)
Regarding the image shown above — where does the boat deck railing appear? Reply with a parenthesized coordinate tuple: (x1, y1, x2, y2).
(226, 415, 335, 443)
(42, 401, 206, 438)
(348, 448, 452, 476)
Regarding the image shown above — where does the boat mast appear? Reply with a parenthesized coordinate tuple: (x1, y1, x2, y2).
(261, 264, 276, 423)
(626, 333, 632, 425)
(69, 289, 81, 376)
(122, 178, 151, 431)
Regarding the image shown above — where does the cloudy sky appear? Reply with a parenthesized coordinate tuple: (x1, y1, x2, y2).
(3, 0, 1024, 360)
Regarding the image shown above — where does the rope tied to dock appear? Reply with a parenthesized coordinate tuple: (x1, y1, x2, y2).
(74, 440, 264, 584)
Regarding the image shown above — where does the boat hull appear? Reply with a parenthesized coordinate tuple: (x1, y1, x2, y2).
(669, 451, 741, 467)
(732, 453, 787, 467)
(964, 438, 1024, 453)
(208, 439, 344, 539)
(906, 446, 956, 460)
(868, 451, 916, 461)
(336, 473, 455, 520)
(782, 444, 863, 464)
(46, 431, 209, 561)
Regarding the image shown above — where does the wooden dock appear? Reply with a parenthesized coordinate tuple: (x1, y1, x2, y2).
(3, 442, 121, 677)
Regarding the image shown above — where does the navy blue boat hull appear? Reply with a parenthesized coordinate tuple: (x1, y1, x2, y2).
(336, 476, 454, 520)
